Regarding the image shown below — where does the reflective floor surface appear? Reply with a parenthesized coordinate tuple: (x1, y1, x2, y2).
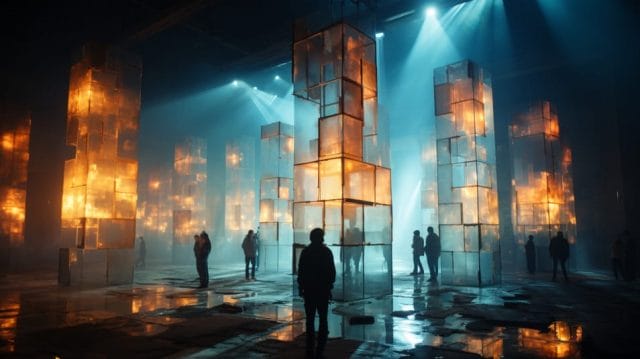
(1, 264, 639, 358)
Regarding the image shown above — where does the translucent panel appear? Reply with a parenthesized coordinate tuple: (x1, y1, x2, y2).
(278, 222, 293, 245)
(321, 80, 340, 117)
(452, 163, 465, 188)
(258, 222, 278, 245)
(260, 199, 275, 222)
(343, 115, 363, 159)
(319, 115, 342, 158)
(293, 97, 319, 164)
(364, 205, 391, 244)
(480, 225, 499, 252)
(343, 203, 364, 245)
(464, 161, 479, 187)
(294, 162, 318, 201)
(464, 225, 479, 251)
(98, 218, 135, 249)
(114, 192, 136, 219)
(293, 202, 323, 244)
(477, 162, 491, 188)
(440, 225, 464, 252)
(261, 177, 278, 199)
(479, 188, 499, 224)
(436, 114, 455, 140)
(375, 167, 391, 205)
(343, 80, 363, 119)
(437, 139, 451, 165)
(435, 84, 452, 115)
(440, 251, 454, 283)
(453, 100, 484, 136)
(324, 201, 342, 245)
(439, 203, 462, 224)
(344, 159, 374, 202)
(117, 128, 137, 159)
(279, 178, 293, 200)
(451, 135, 476, 163)
(363, 245, 392, 297)
(461, 187, 479, 223)
(479, 251, 498, 285)
(437, 164, 453, 203)
(319, 159, 342, 200)
(362, 60, 377, 100)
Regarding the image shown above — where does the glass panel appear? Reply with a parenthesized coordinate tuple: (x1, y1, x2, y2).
(461, 187, 479, 224)
(319, 115, 342, 158)
(261, 177, 278, 199)
(344, 159, 374, 202)
(364, 205, 391, 244)
(343, 202, 364, 245)
(324, 200, 342, 245)
(375, 167, 391, 205)
(343, 115, 363, 159)
(294, 162, 318, 202)
(293, 202, 323, 244)
(343, 80, 363, 119)
(464, 225, 479, 251)
(363, 245, 392, 297)
(319, 159, 342, 200)
(439, 203, 461, 224)
(440, 224, 463, 252)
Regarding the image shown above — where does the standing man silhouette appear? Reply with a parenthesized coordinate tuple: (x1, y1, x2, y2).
(549, 231, 569, 282)
(525, 235, 536, 274)
(425, 227, 441, 282)
(242, 229, 257, 280)
(411, 230, 425, 275)
(297, 228, 336, 358)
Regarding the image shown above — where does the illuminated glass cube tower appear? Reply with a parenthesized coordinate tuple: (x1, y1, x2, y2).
(59, 44, 142, 286)
(137, 168, 173, 261)
(510, 101, 577, 269)
(259, 122, 294, 272)
(433, 60, 500, 286)
(292, 22, 393, 301)
(172, 137, 207, 263)
(0, 112, 31, 264)
(225, 137, 256, 241)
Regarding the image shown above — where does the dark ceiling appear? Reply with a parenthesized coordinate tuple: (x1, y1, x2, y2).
(1, 0, 478, 107)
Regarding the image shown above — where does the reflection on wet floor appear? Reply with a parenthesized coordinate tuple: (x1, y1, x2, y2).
(518, 321, 582, 358)
(0, 292, 19, 352)
(0, 265, 608, 358)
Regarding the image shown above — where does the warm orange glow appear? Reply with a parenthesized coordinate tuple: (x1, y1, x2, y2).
(173, 138, 207, 244)
(60, 48, 141, 252)
(511, 102, 577, 243)
(519, 321, 582, 358)
(1, 117, 30, 246)
(0, 295, 20, 352)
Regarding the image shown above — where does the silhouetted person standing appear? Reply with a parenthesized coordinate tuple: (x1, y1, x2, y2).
(525, 235, 536, 274)
(611, 235, 624, 280)
(136, 236, 146, 269)
(411, 230, 425, 275)
(425, 227, 441, 282)
(298, 228, 336, 358)
(549, 231, 569, 282)
(194, 232, 211, 288)
(242, 229, 257, 280)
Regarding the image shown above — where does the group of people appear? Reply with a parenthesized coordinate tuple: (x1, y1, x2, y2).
(411, 227, 441, 282)
(524, 231, 570, 281)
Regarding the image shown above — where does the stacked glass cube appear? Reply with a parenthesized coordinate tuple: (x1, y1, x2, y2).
(172, 137, 207, 263)
(293, 23, 393, 301)
(59, 44, 141, 285)
(259, 122, 294, 272)
(434, 60, 500, 286)
(510, 101, 577, 269)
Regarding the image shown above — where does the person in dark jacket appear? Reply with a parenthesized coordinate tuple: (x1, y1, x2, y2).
(425, 227, 441, 282)
(411, 230, 425, 275)
(297, 228, 336, 358)
(242, 229, 257, 280)
(194, 231, 211, 288)
(549, 231, 569, 282)
(525, 235, 536, 275)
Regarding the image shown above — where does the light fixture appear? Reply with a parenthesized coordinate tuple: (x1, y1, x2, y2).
(375, 32, 384, 39)
(426, 6, 437, 17)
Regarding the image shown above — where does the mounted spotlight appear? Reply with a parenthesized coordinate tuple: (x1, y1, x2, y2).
(253, 86, 258, 91)
(232, 80, 239, 86)
(425, 6, 437, 17)
(274, 75, 280, 80)
(375, 32, 384, 39)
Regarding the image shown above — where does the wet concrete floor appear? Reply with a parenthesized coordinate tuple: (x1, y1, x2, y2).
(1, 264, 639, 358)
